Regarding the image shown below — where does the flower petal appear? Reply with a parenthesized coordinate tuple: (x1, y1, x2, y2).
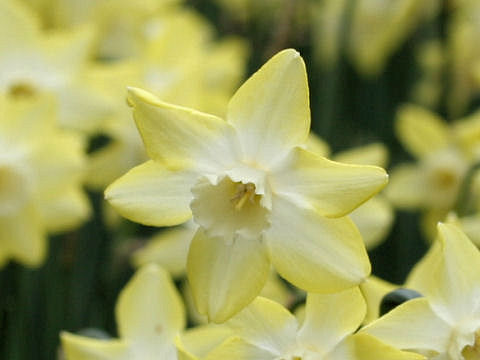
(406, 222, 480, 324)
(127, 87, 239, 172)
(0, 203, 46, 267)
(272, 147, 388, 218)
(116, 264, 185, 342)
(39, 186, 90, 233)
(349, 196, 394, 250)
(384, 163, 425, 209)
(227, 49, 310, 166)
(361, 298, 451, 354)
(131, 222, 196, 278)
(266, 196, 371, 293)
(186, 228, 270, 323)
(205, 336, 275, 360)
(105, 160, 196, 226)
(226, 297, 298, 356)
(395, 104, 450, 158)
(333, 142, 389, 168)
(328, 333, 425, 360)
(298, 287, 366, 354)
(360, 276, 397, 325)
(60, 332, 130, 360)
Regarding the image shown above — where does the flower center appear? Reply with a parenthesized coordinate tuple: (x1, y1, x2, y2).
(190, 176, 270, 241)
(462, 330, 480, 360)
(7, 82, 36, 98)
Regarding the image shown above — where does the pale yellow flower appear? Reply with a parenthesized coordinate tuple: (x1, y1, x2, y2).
(61, 265, 185, 359)
(198, 289, 424, 360)
(106, 49, 388, 322)
(348, 0, 440, 75)
(0, 0, 112, 133)
(0, 95, 89, 266)
(363, 223, 480, 359)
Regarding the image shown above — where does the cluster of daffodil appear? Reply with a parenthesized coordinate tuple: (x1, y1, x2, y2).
(6, 0, 480, 359)
(0, 0, 247, 267)
(58, 48, 480, 360)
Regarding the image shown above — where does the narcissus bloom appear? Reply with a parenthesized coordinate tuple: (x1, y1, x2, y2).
(106, 49, 388, 322)
(0, 0, 111, 133)
(61, 265, 185, 359)
(199, 289, 423, 360)
(0, 96, 89, 266)
(362, 223, 480, 359)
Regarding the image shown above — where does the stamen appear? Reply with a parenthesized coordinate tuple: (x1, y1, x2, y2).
(231, 183, 256, 211)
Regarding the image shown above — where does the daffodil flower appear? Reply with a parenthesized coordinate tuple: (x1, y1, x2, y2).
(106, 49, 388, 322)
(333, 143, 394, 250)
(0, 95, 89, 266)
(61, 265, 185, 359)
(362, 222, 480, 359)
(194, 288, 424, 360)
(0, 0, 111, 133)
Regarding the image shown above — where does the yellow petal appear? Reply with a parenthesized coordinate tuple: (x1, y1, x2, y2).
(360, 276, 397, 324)
(395, 104, 450, 158)
(266, 196, 371, 293)
(349, 196, 394, 250)
(0, 0, 39, 51)
(329, 333, 425, 360)
(298, 287, 366, 354)
(176, 325, 233, 359)
(361, 298, 451, 354)
(406, 222, 480, 324)
(305, 132, 331, 158)
(131, 222, 196, 278)
(60, 332, 129, 360)
(105, 160, 196, 226)
(116, 264, 185, 342)
(226, 297, 298, 356)
(39, 186, 90, 233)
(0, 202, 46, 267)
(186, 228, 270, 323)
(272, 147, 388, 218)
(333, 143, 389, 168)
(204, 336, 274, 360)
(127, 87, 239, 172)
(384, 163, 425, 209)
(227, 49, 310, 166)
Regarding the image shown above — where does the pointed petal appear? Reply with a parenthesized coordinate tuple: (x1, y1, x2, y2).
(176, 325, 233, 359)
(116, 264, 185, 342)
(406, 223, 480, 324)
(39, 186, 90, 233)
(306, 132, 331, 157)
(186, 228, 270, 323)
(384, 164, 425, 209)
(0, 0, 39, 51)
(127, 87, 239, 172)
(396, 104, 450, 158)
(226, 297, 298, 356)
(298, 287, 365, 354)
(204, 336, 276, 360)
(349, 196, 394, 250)
(333, 143, 389, 168)
(105, 160, 196, 226)
(272, 147, 388, 218)
(266, 196, 371, 293)
(0, 203, 46, 267)
(361, 298, 451, 354)
(227, 49, 310, 165)
(60, 332, 130, 360)
(328, 333, 425, 360)
(131, 223, 196, 278)
(360, 276, 397, 325)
